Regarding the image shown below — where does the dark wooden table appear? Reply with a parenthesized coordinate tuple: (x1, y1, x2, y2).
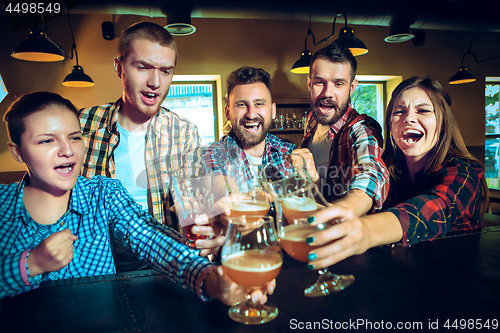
(2, 226, 500, 333)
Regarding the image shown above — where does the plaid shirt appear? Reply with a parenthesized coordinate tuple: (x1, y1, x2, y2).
(203, 131, 296, 178)
(301, 107, 389, 210)
(385, 157, 484, 246)
(0, 176, 215, 299)
(79, 99, 202, 228)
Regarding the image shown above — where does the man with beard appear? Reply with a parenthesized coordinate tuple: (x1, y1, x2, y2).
(294, 42, 389, 216)
(79, 22, 203, 271)
(204, 66, 296, 196)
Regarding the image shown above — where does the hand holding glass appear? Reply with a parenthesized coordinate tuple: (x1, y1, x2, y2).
(221, 216, 282, 325)
(262, 154, 355, 297)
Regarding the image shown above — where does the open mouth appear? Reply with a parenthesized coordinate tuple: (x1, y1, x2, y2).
(401, 129, 424, 145)
(55, 163, 75, 174)
(316, 99, 336, 114)
(241, 121, 262, 133)
(141, 92, 158, 104)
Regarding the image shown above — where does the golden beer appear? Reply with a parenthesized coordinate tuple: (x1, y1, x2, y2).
(280, 196, 317, 222)
(280, 224, 321, 262)
(222, 249, 282, 288)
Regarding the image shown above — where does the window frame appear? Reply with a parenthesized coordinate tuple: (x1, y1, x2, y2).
(484, 78, 500, 187)
(163, 75, 223, 144)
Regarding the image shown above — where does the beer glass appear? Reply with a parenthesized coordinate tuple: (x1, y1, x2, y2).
(221, 216, 282, 325)
(261, 154, 355, 297)
(171, 166, 214, 248)
(223, 164, 271, 221)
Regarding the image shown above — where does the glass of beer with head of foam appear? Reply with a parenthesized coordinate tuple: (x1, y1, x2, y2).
(261, 154, 355, 297)
(221, 215, 282, 325)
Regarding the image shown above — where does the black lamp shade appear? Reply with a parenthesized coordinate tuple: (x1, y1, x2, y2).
(448, 67, 476, 85)
(12, 28, 64, 62)
(165, 7, 196, 36)
(63, 65, 95, 87)
(384, 22, 415, 43)
(334, 27, 368, 56)
(291, 50, 311, 74)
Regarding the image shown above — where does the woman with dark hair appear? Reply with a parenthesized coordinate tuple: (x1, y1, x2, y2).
(303, 76, 488, 270)
(0, 91, 274, 303)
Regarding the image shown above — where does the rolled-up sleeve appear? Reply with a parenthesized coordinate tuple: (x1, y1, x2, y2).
(346, 120, 390, 209)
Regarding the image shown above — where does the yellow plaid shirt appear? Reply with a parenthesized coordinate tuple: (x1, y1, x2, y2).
(78, 98, 202, 228)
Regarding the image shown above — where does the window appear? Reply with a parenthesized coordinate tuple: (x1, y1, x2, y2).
(485, 79, 500, 187)
(351, 82, 385, 130)
(162, 75, 223, 145)
(352, 75, 402, 139)
(0, 74, 7, 104)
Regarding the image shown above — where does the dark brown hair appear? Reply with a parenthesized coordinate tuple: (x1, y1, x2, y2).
(226, 66, 272, 98)
(310, 42, 357, 81)
(383, 76, 489, 212)
(3, 91, 78, 147)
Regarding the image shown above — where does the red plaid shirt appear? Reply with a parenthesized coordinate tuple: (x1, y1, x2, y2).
(385, 157, 484, 246)
(300, 107, 389, 210)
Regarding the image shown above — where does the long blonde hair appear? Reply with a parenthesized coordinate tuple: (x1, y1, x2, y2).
(383, 76, 489, 213)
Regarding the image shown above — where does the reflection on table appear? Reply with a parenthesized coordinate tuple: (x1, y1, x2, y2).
(1, 226, 500, 333)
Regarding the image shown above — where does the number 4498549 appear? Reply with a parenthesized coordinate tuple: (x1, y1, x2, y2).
(444, 319, 498, 330)
(6, 3, 61, 14)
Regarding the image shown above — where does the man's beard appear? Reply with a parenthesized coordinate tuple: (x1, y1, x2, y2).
(232, 117, 270, 147)
(311, 96, 350, 126)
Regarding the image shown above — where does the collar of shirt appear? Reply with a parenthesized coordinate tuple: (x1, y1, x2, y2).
(328, 106, 355, 139)
(70, 176, 92, 216)
(12, 175, 87, 229)
(105, 99, 121, 135)
(107, 98, 168, 139)
(224, 131, 281, 162)
(12, 176, 26, 224)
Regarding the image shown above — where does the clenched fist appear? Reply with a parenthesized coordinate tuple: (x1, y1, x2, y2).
(27, 229, 78, 277)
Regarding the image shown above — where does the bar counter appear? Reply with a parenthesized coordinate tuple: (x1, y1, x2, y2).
(2, 225, 499, 333)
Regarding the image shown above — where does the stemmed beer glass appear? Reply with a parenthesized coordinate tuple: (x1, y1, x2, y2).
(261, 154, 355, 297)
(221, 216, 282, 325)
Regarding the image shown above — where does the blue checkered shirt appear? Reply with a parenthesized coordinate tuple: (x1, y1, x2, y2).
(203, 131, 296, 177)
(0, 176, 215, 299)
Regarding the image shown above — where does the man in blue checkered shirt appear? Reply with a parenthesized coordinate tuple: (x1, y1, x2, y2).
(204, 66, 296, 181)
(196, 67, 296, 253)
(0, 91, 274, 304)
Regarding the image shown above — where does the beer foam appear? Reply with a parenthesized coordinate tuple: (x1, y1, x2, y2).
(232, 201, 270, 211)
(223, 250, 282, 272)
(281, 196, 316, 211)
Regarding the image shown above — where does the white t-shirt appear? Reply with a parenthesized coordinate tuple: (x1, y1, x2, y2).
(114, 122, 149, 211)
(244, 152, 263, 165)
(307, 124, 332, 189)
